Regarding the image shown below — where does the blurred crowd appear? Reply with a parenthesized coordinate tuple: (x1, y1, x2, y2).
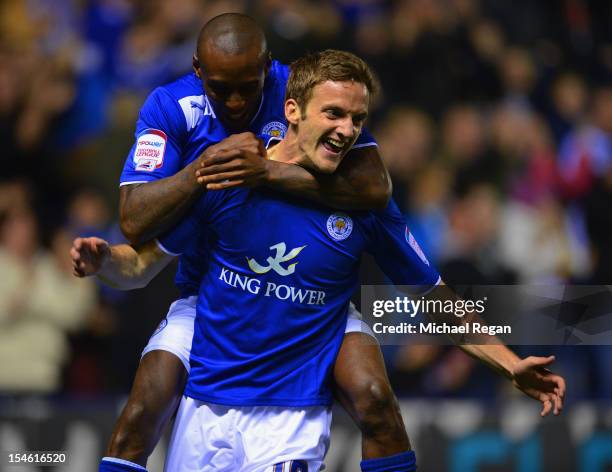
(1, 0, 611, 401)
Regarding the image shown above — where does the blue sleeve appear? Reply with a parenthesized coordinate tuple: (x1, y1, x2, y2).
(352, 127, 376, 149)
(156, 205, 201, 256)
(365, 199, 441, 291)
(119, 87, 186, 186)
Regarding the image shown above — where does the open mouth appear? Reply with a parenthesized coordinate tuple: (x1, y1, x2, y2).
(321, 137, 347, 154)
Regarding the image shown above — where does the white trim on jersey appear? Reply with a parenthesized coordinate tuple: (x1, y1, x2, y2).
(265, 135, 283, 149)
(178, 95, 216, 130)
(420, 276, 443, 296)
(102, 457, 147, 471)
(350, 141, 378, 149)
(119, 180, 150, 187)
(248, 92, 265, 126)
(156, 238, 181, 257)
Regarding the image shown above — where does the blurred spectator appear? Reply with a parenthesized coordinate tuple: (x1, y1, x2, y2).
(584, 168, 612, 283)
(548, 71, 588, 142)
(557, 85, 612, 200)
(498, 46, 537, 111)
(376, 106, 434, 208)
(437, 104, 502, 190)
(496, 112, 591, 283)
(404, 163, 451, 264)
(439, 182, 516, 285)
(0, 203, 96, 393)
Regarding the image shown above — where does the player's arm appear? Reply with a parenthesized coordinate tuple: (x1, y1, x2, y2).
(426, 287, 565, 415)
(457, 337, 564, 416)
(367, 201, 566, 416)
(120, 165, 202, 245)
(268, 145, 391, 210)
(196, 143, 391, 211)
(119, 81, 267, 246)
(121, 132, 265, 244)
(432, 298, 565, 416)
(71, 237, 173, 290)
(119, 87, 194, 245)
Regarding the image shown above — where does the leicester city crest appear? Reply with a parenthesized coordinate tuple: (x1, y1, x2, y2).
(327, 213, 353, 241)
(262, 121, 287, 138)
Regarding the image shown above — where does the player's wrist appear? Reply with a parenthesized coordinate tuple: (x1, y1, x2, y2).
(505, 355, 522, 381)
(187, 159, 206, 190)
(98, 245, 113, 274)
(261, 158, 280, 186)
(260, 158, 274, 186)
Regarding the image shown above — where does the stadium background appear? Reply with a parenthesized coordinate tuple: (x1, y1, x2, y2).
(0, 0, 611, 470)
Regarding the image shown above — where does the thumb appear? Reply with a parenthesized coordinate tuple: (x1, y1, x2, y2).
(525, 355, 555, 369)
(95, 239, 110, 255)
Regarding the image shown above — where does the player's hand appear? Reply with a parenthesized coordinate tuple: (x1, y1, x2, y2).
(511, 356, 566, 416)
(195, 133, 268, 190)
(70, 237, 111, 277)
(206, 132, 265, 155)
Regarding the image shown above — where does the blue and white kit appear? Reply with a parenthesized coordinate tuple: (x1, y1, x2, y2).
(156, 179, 440, 470)
(120, 62, 379, 370)
(119, 63, 440, 471)
(157, 187, 441, 407)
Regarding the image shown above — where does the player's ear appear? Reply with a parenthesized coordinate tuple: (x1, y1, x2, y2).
(285, 98, 300, 125)
(192, 54, 201, 77)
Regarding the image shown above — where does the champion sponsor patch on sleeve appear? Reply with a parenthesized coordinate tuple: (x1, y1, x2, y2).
(134, 129, 167, 171)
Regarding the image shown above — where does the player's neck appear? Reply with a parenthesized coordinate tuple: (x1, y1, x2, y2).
(266, 131, 310, 168)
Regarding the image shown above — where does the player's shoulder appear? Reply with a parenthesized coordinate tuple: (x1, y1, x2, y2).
(268, 60, 290, 86)
(147, 72, 217, 133)
(157, 72, 202, 100)
(141, 73, 200, 115)
(151, 73, 209, 113)
(355, 198, 402, 229)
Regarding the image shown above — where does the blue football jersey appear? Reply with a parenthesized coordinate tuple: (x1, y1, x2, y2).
(119, 61, 377, 297)
(158, 190, 440, 407)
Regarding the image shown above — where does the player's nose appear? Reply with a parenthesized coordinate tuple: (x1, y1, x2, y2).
(336, 117, 355, 140)
(225, 93, 247, 114)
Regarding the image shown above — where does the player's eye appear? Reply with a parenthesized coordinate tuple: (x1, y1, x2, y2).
(325, 108, 343, 119)
(237, 82, 260, 96)
(207, 81, 231, 98)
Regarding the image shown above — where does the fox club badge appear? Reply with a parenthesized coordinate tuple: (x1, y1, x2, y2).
(327, 213, 353, 241)
(261, 121, 287, 138)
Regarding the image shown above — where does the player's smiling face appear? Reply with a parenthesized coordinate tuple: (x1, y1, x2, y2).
(286, 80, 369, 174)
(195, 45, 269, 131)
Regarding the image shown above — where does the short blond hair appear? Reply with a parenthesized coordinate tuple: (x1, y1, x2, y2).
(285, 49, 375, 111)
